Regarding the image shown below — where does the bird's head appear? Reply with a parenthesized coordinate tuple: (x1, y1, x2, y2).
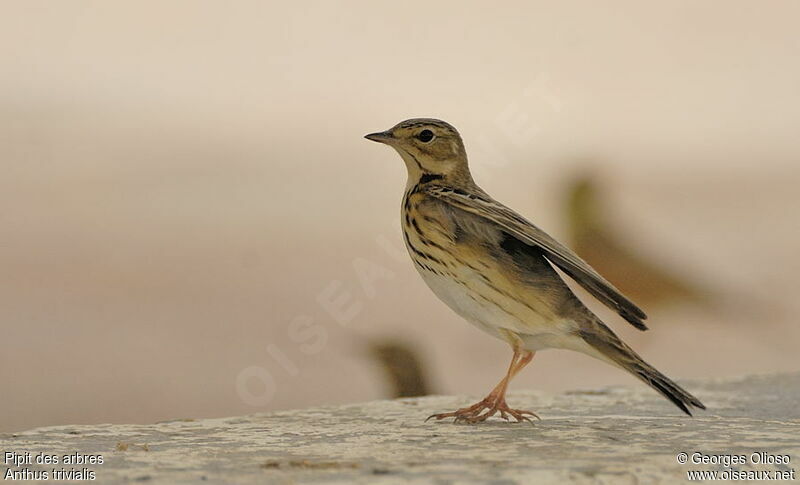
(365, 118, 472, 184)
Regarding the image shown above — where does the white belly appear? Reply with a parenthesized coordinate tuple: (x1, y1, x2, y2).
(418, 268, 510, 340)
(415, 265, 590, 354)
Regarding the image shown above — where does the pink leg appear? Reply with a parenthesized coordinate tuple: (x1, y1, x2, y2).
(426, 348, 539, 423)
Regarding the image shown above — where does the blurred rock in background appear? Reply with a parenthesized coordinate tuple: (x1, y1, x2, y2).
(369, 339, 432, 398)
(564, 171, 712, 310)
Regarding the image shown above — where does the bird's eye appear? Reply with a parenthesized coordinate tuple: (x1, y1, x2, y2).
(416, 129, 435, 143)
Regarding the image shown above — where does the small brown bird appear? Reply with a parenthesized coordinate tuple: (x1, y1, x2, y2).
(365, 118, 705, 423)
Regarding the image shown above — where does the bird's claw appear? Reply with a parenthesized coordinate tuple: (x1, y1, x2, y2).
(426, 398, 539, 424)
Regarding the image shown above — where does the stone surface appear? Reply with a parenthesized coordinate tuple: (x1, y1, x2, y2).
(2, 373, 799, 484)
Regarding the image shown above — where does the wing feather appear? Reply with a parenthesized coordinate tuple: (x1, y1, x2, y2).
(425, 185, 648, 330)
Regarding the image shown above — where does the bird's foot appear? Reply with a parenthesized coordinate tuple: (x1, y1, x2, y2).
(493, 400, 540, 423)
(425, 396, 494, 423)
(426, 396, 539, 424)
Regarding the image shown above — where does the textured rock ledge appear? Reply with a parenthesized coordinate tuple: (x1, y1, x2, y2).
(2, 373, 799, 484)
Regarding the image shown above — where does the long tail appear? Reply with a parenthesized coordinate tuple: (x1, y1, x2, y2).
(579, 323, 706, 416)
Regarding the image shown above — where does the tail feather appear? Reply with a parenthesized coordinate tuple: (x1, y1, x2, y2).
(627, 358, 706, 416)
(579, 325, 706, 416)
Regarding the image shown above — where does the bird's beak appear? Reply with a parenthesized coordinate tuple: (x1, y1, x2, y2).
(364, 130, 394, 144)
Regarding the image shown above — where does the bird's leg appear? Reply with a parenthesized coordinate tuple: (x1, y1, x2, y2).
(425, 350, 523, 422)
(490, 350, 540, 423)
(426, 348, 539, 423)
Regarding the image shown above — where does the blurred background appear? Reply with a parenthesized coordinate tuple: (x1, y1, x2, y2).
(1, 1, 798, 433)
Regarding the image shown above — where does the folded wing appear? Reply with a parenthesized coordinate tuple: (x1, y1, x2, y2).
(425, 185, 648, 330)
